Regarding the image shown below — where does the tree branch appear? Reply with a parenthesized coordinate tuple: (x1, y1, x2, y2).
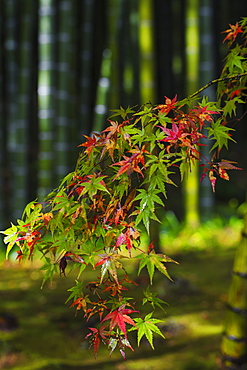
(188, 71, 247, 99)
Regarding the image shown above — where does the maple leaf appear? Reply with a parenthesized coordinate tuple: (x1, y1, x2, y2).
(108, 333, 134, 359)
(230, 87, 245, 99)
(222, 22, 243, 45)
(102, 304, 138, 338)
(137, 251, 178, 284)
(79, 174, 109, 199)
(158, 121, 205, 156)
(142, 286, 168, 312)
(111, 146, 148, 180)
(85, 299, 108, 321)
(130, 312, 165, 349)
(159, 121, 179, 142)
(154, 95, 177, 115)
(102, 280, 128, 297)
(102, 120, 124, 138)
(16, 249, 24, 263)
(201, 159, 242, 192)
(206, 118, 235, 151)
(15, 230, 42, 259)
(208, 169, 217, 193)
(116, 223, 140, 255)
(78, 133, 101, 156)
(84, 325, 109, 358)
(94, 252, 124, 284)
(70, 296, 90, 314)
(190, 105, 219, 130)
(37, 212, 53, 225)
(100, 138, 117, 161)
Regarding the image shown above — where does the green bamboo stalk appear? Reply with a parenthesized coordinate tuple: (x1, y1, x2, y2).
(138, 0, 161, 250)
(221, 206, 247, 368)
(92, 48, 111, 133)
(37, 0, 56, 200)
(138, 0, 156, 104)
(183, 0, 200, 228)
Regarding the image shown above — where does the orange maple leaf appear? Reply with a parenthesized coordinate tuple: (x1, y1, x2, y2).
(154, 95, 177, 115)
(222, 22, 243, 44)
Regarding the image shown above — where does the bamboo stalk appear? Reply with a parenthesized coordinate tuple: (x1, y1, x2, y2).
(79, 0, 95, 136)
(183, 0, 200, 229)
(92, 0, 122, 133)
(54, 0, 75, 183)
(4, 0, 22, 220)
(0, 2, 8, 229)
(221, 208, 247, 368)
(198, 0, 215, 220)
(138, 0, 156, 104)
(129, 0, 140, 104)
(37, 0, 57, 200)
(15, 0, 37, 216)
(106, 0, 122, 110)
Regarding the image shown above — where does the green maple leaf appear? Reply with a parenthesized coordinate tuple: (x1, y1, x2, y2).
(142, 286, 168, 311)
(207, 119, 236, 151)
(223, 97, 245, 117)
(137, 251, 178, 284)
(131, 312, 165, 349)
(109, 105, 136, 119)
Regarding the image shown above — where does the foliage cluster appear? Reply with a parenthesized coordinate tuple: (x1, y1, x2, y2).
(1, 19, 247, 359)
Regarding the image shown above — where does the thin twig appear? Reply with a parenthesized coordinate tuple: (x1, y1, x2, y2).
(188, 72, 247, 99)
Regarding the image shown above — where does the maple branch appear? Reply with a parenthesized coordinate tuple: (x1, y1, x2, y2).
(188, 71, 247, 99)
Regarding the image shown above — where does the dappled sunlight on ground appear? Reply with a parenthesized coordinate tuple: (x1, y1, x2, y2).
(0, 219, 239, 369)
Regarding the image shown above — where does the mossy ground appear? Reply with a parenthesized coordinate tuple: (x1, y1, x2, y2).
(0, 228, 238, 370)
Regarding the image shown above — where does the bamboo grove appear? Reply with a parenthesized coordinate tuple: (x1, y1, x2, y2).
(2, 18, 247, 361)
(0, 0, 247, 232)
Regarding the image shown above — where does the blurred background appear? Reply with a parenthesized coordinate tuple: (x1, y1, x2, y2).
(0, 0, 247, 232)
(1, 1, 247, 369)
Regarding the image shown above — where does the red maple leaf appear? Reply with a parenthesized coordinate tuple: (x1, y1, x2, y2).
(84, 325, 109, 358)
(78, 133, 101, 156)
(222, 22, 243, 44)
(190, 105, 219, 130)
(16, 249, 24, 263)
(116, 223, 140, 255)
(230, 88, 245, 99)
(15, 230, 42, 259)
(102, 304, 138, 338)
(159, 119, 205, 157)
(111, 146, 148, 180)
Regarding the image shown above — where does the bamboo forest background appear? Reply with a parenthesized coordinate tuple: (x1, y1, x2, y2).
(0, 0, 247, 234)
